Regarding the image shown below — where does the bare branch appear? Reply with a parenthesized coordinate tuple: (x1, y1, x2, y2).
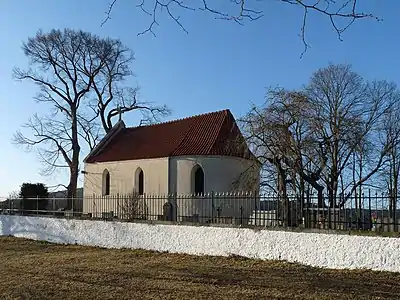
(101, 0, 378, 55)
(47, 183, 70, 192)
(282, 0, 381, 56)
(101, 0, 118, 26)
(77, 114, 103, 151)
(106, 87, 171, 129)
(13, 114, 73, 177)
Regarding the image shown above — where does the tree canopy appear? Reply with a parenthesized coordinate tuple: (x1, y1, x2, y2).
(19, 182, 49, 212)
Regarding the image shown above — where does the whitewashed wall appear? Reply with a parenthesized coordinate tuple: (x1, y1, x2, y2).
(170, 155, 259, 223)
(169, 155, 259, 194)
(83, 158, 169, 218)
(1, 215, 399, 273)
(83, 155, 260, 222)
(83, 157, 169, 196)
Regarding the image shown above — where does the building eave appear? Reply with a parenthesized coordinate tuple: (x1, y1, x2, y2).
(83, 120, 126, 163)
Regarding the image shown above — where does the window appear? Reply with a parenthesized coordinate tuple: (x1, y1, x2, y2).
(135, 168, 144, 195)
(193, 165, 204, 195)
(102, 169, 110, 196)
(138, 169, 144, 195)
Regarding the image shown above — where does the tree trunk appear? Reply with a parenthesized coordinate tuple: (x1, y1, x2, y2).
(316, 189, 321, 207)
(328, 171, 338, 208)
(277, 163, 289, 227)
(298, 175, 305, 226)
(66, 110, 80, 210)
(391, 152, 398, 231)
(66, 168, 78, 210)
(352, 151, 357, 212)
(358, 150, 363, 221)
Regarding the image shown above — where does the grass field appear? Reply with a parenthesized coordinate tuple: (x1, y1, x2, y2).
(0, 237, 399, 299)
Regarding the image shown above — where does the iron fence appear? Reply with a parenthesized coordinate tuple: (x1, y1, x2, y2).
(0, 191, 399, 232)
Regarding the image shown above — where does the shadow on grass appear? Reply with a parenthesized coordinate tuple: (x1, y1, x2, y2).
(0, 237, 399, 300)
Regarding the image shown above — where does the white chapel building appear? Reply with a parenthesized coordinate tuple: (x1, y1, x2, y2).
(82, 109, 260, 222)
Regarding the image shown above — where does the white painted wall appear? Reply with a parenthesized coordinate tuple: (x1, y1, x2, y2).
(170, 155, 259, 223)
(169, 155, 259, 194)
(83, 158, 169, 218)
(83, 155, 260, 223)
(1, 215, 399, 273)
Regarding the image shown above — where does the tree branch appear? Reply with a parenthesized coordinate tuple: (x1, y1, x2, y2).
(101, 0, 378, 56)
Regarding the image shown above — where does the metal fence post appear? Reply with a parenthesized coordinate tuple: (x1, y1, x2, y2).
(368, 189, 372, 231)
(307, 193, 310, 229)
(36, 195, 39, 216)
(174, 192, 177, 222)
(240, 205, 243, 225)
(327, 199, 331, 230)
(211, 191, 214, 222)
(116, 193, 119, 219)
(114, 193, 118, 220)
(254, 191, 258, 226)
(92, 193, 95, 219)
(333, 197, 336, 230)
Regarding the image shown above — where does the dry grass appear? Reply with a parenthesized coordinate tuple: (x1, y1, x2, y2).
(0, 237, 399, 299)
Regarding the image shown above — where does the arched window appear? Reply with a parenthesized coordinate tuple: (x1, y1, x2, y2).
(135, 168, 144, 195)
(193, 165, 204, 195)
(102, 169, 110, 196)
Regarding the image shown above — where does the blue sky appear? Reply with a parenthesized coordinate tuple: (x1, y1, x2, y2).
(0, 0, 399, 197)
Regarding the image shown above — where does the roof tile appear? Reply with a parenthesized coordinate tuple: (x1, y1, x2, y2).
(85, 109, 254, 163)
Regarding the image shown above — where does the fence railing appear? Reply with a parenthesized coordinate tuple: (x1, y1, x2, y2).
(0, 192, 399, 232)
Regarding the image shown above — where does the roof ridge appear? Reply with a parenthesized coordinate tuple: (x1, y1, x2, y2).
(126, 109, 230, 130)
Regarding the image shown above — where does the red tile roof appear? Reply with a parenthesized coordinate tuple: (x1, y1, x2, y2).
(85, 109, 255, 163)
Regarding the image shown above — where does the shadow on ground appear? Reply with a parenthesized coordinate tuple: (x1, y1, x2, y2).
(0, 236, 399, 300)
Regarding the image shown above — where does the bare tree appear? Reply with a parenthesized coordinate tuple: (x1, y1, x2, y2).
(306, 64, 364, 206)
(342, 79, 400, 203)
(240, 88, 327, 225)
(241, 65, 400, 213)
(13, 29, 112, 204)
(0, 190, 20, 214)
(101, 0, 379, 55)
(13, 29, 169, 206)
(7, 191, 20, 200)
(306, 64, 400, 207)
(379, 99, 400, 224)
